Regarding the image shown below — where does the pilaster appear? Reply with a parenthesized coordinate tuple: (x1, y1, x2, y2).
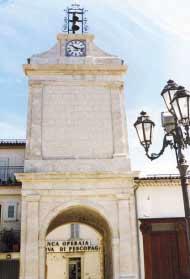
(112, 238, 120, 279)
(118, 197, 138, 279)
(22, 194, 40, 279)
(111, 86, 128, 157)
(26, 83, 43, 160)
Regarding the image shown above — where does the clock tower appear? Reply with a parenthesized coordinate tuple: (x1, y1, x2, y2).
(17, 4, 139, 279)
(23, 30, 131, 173)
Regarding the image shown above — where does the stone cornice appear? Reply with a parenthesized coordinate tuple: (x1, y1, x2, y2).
(135, 178, 182, 187)
(16, 171, 139, 183)
(23, 64, 127, 76)
(0, 187, 21, 195)
(57, 33, 95, 42)
(29, 80, 125, 89)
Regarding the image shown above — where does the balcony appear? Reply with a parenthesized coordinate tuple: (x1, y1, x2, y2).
(0, 229, 20, 253)
(0, 166, 24, 185)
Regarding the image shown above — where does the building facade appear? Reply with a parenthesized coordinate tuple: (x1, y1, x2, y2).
(0, 141, 24, 278)
(0, 142, 189, 279)
(136, 176, 190, 279)
(17, 30, 139, 279)
(0, 6, 190, 279)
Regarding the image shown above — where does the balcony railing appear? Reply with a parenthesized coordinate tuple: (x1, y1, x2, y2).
(0, 229, 20, 252)
(0, 166, 24, 185)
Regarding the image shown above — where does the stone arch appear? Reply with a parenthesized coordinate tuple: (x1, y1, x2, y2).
(42, 202, 114, 279)
(40, 200, 115, 241)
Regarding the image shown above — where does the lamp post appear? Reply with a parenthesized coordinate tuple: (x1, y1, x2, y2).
(134, 80, 190, 263)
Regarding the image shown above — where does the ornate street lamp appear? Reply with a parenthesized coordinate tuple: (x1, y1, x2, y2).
(134, 111, 155, 153)
(171, 86, 190, 126)
(134, 80, 190, 263)
(161, 79, 178, 113)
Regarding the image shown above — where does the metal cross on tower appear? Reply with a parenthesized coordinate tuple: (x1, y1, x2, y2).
(63, 3, 88, 34)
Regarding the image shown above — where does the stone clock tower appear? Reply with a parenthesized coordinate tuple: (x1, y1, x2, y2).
(24, 32, 130, 173)
(17, 5, 139, 279)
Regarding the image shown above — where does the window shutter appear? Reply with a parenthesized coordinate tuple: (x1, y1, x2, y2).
(71, 224, 75, 238)
(75, 224, 80, 238)
(70, 224, 80, 238)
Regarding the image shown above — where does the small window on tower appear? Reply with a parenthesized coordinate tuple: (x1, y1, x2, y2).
(70, 224, 80, 239)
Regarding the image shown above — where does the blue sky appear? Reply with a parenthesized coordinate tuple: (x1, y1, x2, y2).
(1, 0, 190, 174)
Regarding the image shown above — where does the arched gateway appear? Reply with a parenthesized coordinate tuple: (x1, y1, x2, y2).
(16, 4, 139, 279)
(45, 206, 113, 279)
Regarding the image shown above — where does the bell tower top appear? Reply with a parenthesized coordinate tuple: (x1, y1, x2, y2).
(63, 3, 88, 34)
(23, 5, 131, 174)
(24, 4, 124, 71)
(24, 32, 125, 73)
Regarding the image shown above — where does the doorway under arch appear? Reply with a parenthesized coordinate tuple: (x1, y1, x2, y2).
(45, 206, 113, 279)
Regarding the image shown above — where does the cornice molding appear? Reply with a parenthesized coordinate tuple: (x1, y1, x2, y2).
(23, 64, 127, 76)
(16, 171, 139, 183)
(57, 33, 95, 42)
(135, 178, 182, 187)
(28, 80, 125, 89)
(0, 187, 21, 195)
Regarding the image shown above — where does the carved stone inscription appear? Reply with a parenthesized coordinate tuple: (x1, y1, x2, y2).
(42, 85, 113, 159)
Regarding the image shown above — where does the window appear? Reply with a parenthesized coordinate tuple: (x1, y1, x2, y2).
(8, 206, 15, 218)
(0, 158, 9, 182)
(71, 224, 80, 239)
(4, 203, 17, 221)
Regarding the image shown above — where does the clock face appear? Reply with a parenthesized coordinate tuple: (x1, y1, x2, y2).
(66, 40, 86, 57)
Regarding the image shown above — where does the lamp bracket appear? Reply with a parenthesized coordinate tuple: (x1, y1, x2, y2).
(145, 134, 171, 161)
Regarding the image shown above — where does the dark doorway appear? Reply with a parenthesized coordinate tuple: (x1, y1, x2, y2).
(140, 218, 190, 279)
(69, 257, 81, 279)
(151, 231, 180, 279)
(0, 260, 19, 279)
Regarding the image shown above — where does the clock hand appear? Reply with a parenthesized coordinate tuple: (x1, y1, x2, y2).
(72, 45, 80, 50)
(72, 45, 85, 50)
